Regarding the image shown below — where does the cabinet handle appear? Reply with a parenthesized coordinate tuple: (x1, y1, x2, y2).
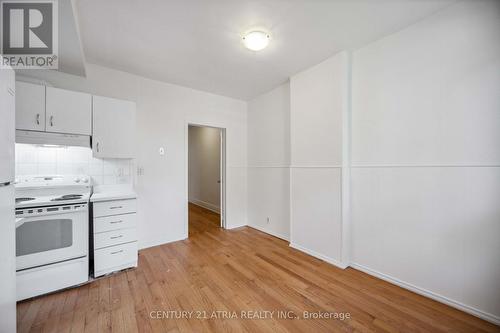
(110, 235, 123, 239)
(36, 114, 40, 125)
(109, 206, 123, 210)
(96, 142, 100, 153)
(110, 250, 123, 255)
(49, 115, 54, 127)
(109, 220, 123, 224)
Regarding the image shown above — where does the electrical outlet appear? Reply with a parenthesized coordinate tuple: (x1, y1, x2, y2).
(137, 166, 144, 176)
(266, 217, 270, 224)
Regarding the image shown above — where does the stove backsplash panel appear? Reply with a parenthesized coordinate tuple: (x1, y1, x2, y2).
(15, 144, 133, 186)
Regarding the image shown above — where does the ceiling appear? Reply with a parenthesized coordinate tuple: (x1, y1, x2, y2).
(73, 0, 454, 100)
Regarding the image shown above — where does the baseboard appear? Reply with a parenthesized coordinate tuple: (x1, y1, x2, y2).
(248, 224, 289, 241)
(226, 222, 247, 230)
(289, 243, 348, 269)
(350, 262, 500, 325)
(138, 235, 187, 251)
(189, 199, 220, 213)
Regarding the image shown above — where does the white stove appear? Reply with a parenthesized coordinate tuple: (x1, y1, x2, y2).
(15, 175, 91, 208)
(14, 175, 91, 301)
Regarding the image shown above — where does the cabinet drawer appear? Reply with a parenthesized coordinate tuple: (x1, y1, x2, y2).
(93, 199, 136, 217)
(94, 213, 136, 233)
(94, 242, 137, 276)
(94, 228, 137, 250)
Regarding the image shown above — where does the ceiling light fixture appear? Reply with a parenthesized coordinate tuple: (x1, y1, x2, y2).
(242, 31, 270, 51)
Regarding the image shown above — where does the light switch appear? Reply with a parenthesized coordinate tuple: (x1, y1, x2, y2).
(159, 147, 165, 155)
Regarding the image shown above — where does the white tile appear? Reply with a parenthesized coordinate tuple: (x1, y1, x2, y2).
(89, 161, 103, 175)
(74, 163, 89, 174)
(57, 163, 74, 174)
(56, 147, 69, 164)
(18, 146, 37, 164)
(15, 144, 133, 185)
(37, 147, 57, 164)
(38, 164, 57, 175)
(70, 147, 92, 163)
(117, 175, 131, 184)
(91, 175, 104, 186)
(18, 164, 37, 175)
(103, 175, 118, 185)
(103, 159, 119, 176)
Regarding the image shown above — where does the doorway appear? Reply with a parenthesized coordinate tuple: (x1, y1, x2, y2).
(187, 124, 226, 236)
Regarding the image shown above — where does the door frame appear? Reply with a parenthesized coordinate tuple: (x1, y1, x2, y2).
(185, 122, 227, 236)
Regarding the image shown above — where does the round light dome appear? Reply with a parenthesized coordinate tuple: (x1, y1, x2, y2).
(242, 31, 270, 51)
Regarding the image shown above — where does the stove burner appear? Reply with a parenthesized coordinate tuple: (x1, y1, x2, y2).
(16, 197, 35, 203)
(51, 194, 84, 202)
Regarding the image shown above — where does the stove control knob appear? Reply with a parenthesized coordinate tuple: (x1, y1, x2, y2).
(74, 178, 81, 183)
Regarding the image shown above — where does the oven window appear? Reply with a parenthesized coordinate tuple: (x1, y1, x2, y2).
(16, 219, 73, 256)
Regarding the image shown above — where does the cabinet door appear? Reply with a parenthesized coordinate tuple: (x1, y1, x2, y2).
(46, 87, 92, 135)
(93, 96, 136, 158)
(15, 82, 46, 131)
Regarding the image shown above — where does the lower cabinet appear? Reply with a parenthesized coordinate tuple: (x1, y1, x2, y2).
(94, 242, 138, 276)
(92, 199, 138, 277)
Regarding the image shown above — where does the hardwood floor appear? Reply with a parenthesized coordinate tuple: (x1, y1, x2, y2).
(16, 204, 499, 333)
(188, 203, 221, 237)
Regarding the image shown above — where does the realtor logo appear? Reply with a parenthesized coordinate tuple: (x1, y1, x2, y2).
(1, 0, 58, 68)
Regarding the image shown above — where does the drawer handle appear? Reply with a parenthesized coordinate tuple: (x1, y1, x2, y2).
(109, 206, 123, 209)
(109, 220, 123, 224)
(110, 250, 123, 255)
(110, 235, 123, 239)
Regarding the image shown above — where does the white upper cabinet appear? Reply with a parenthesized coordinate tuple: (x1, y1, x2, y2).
(46, 87, 92, 135)
(92, 95, 136, 158)
(15, 82, 46, 131)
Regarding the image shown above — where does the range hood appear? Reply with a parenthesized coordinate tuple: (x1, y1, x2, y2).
(16, 130, 91, 148)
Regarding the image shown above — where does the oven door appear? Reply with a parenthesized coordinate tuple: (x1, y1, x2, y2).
(15, 204, 88, 271)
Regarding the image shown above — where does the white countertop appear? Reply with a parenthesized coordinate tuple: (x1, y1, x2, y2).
(90, 185, 137, 202)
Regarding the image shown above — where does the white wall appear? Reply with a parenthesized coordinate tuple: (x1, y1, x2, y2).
(19, 64, 247, 249)
(289, 51, 350, 267)
(351, 0, 500, 323)
(15, 144, 133, 185)
(247, 83, 290, 240)
(188, 126, 221, 212)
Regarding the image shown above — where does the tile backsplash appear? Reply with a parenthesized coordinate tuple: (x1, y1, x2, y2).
(15, 144, 134, 186)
